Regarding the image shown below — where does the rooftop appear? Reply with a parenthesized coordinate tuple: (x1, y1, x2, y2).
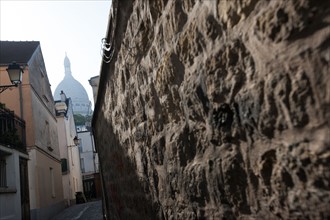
(0, 41, 40, 65)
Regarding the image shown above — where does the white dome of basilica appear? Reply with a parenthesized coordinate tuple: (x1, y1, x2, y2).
(54, 54, 92, 116)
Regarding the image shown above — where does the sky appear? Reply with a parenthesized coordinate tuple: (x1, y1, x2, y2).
(0, 0, 112, 108)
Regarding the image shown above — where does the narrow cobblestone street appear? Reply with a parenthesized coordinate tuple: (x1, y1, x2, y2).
(51, 200, 103, 220)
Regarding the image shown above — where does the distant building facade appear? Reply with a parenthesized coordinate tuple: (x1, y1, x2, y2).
(88, 75, 99, 105)
(0, 41, 65, 220)
(84, 75, 102, 200)
(54, 55, 92, 116)
(77, 131, 101, 199)
(55, 91, 83, 207)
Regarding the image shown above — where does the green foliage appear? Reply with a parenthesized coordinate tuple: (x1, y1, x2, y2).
(73, 114, 92, 126)
(74, 114, 86, 125)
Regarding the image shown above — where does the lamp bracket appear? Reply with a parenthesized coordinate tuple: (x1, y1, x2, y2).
(0, 84, 17, 93)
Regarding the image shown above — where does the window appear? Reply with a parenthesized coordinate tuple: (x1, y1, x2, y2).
(45, 121, 51, 148)
(73, 177, 76, 193)
(0, 156, 6, 187)
(80, 158, 85, 173)
(61, 159, 68, 173)
(50, 167, 55, 197)
(39, 67, 45, 77)
(43, 95, 49, 103)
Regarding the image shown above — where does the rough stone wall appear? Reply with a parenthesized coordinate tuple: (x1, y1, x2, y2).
(93, 0, 330, 219)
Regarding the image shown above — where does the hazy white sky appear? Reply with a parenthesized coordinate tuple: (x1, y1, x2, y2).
(0, 0, 112, 107)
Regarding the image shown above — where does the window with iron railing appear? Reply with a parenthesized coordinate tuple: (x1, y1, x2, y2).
(0, 104, 26, 152)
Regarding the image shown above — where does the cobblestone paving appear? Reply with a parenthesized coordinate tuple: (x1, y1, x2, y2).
(51, 200, 103, 220)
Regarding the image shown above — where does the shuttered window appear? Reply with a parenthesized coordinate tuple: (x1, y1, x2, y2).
(0, 156, 6, 187)
(61, 158, 68, 173)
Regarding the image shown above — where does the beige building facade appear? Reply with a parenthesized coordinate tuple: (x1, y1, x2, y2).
(55, 91, 83, 207)
(0, 41, 65, 220)
(88, 75, 99, 105)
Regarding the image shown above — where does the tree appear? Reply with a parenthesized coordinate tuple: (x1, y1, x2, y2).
(73, 114, 86, 126)
(73, 113, 93, 126)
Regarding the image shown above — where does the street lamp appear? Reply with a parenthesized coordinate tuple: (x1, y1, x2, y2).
(73, 136, 80, 146)
(69, 136, 80, 166)
(0, 62, 23, 93)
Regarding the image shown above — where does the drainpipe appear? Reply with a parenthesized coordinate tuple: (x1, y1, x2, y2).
(19, 83, 23, 119)
(91, 132, 96, 173)
(19, 82, 26, 146)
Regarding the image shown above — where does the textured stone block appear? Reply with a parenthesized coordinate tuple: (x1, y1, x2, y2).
(93, 0, 330, 219)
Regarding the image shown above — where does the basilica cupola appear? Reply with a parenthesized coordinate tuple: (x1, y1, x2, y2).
(54, 54, 92, 116)
(64, 53, 72, 76)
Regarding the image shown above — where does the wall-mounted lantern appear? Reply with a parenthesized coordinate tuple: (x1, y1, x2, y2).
(0, 62, 23, 93)
(73, 136, 80, 146)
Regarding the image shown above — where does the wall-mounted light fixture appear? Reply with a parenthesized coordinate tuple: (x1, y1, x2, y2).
(69, 136, 80, 166)
(0, 62, 23, 93)
(73, 136, 80, 146)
